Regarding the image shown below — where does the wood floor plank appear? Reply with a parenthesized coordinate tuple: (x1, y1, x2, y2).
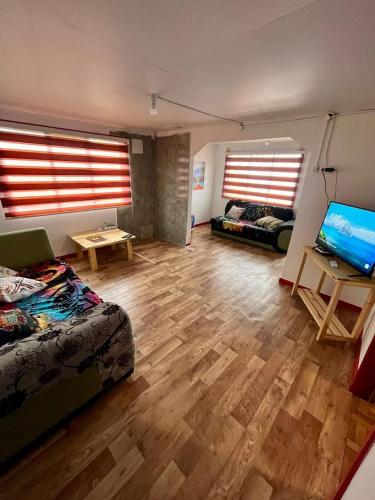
(0, 226, 370, 500)
(174, 415, 245, 499)
(201, 347, 238, 386)
(255, 409, 322, 499)
(206, 377, 291, 499)
(306, 386, 352, 499)
(231, 351, 290, 428)
(213, 355, 265, 417)
(112, 420, 192, 500)
(83, 445, 144, 500)
(239, 468, 273, 500)
(55, 448, 115, 500)
(283, 358, 320, 419)
(146, 460, 185, 500)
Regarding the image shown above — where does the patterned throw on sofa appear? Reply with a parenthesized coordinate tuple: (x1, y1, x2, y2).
(0, 259, 134, 417)
(9, 259, 103, 330)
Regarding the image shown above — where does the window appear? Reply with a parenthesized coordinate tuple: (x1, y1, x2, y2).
(222, 152, 304, 207)
(0, 127, 131, 218)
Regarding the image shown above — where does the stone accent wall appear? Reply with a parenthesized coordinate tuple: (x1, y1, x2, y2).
(155, 133, 191, 246)
(112, 131, 156, 240)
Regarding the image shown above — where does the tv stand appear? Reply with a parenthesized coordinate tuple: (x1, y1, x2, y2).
(292, 246, 375, 343)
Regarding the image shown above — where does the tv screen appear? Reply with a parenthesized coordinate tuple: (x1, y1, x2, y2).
(316, 202, 375, 276)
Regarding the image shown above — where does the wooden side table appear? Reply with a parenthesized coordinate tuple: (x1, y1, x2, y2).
(69, 228, 135, 271)
(292, 246, 375, 343)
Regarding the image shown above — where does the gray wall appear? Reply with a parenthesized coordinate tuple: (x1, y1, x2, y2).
(112, 131, 191, 246)
(155, 133, 190, 245)
(112, 131, 156, 240)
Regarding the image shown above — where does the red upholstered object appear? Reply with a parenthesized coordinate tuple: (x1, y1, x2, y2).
(350, 334, 375, 400)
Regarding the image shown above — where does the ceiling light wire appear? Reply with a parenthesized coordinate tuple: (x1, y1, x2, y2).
(153, 94, 245, 129)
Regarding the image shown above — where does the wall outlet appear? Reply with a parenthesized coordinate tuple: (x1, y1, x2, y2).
(140, 224, 153, 239)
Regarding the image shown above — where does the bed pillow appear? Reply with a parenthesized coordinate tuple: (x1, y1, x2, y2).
(226, 206, 246, 220)
(0, 277, 46, 303)
(255, 216, 284, 230)
(0, 265, 18, 278)
(0, 308, 38, 346)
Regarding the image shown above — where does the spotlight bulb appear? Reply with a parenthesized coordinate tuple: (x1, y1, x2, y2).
(150, 93, 158, 115)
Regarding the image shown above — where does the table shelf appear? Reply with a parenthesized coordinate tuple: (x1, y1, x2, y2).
(297, 289, 353, 342)
(292, 246, 375, 343)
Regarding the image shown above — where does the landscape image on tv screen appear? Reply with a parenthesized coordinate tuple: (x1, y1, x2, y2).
(317, 202, 375, 276)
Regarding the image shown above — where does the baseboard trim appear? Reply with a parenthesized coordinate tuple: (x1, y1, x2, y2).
(59, 252, 76, 260)
(278, 277, 362, 313)
(193, 221, 211, 227)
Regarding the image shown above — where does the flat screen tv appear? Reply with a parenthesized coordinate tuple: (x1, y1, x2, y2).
(316, 202, 375, 277)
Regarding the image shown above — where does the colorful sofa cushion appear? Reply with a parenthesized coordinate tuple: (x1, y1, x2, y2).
(0, 276, 47, 303)
(0, 308, 38, 347)
(0, 259, 102, 332)
(255, 216, 284, 230)
(226, 205, 245, 220)
(238, 201, 294, 222)
(0, 266, 17, 278)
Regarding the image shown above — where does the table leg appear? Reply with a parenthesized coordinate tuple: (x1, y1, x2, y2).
(88, 248, 98, 271)
(291, 250, 307, 296)
(351, 288, 375, 341)
(316, 280, 344, 341)
(76, 244, 83, 259)
(316, 270, 326, 293)
(126, 240, 133, 261)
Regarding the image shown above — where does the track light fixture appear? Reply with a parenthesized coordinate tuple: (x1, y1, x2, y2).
(150, 94, 158, 115)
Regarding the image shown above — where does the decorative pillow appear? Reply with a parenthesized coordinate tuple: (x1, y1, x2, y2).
(0, 265, 18, 278)
(0, 277, 46, 303)
(226, 206, 246, 220)
(255, 216, 284, 230)
(0, 307, 38, 346)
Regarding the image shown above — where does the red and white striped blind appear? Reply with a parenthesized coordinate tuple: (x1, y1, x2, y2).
(222, 152, 304, 208)
(0, 127, 132, 218)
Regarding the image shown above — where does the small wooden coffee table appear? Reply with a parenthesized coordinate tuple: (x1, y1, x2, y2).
(69, 228, 136, 271)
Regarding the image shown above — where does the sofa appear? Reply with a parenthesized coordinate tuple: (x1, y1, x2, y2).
(211, 200, 295, 252)
(0, 228, 134, 465)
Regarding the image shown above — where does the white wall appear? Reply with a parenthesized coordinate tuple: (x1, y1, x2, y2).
(282, 113, 375, 307)
(191, 143, 215, 224)
(0, 210, 117, 256)
(171, 111, 375, 307)
(341, 442, 375, 500)
(0, 109, 119, 255)
(210, 138, 301, 218)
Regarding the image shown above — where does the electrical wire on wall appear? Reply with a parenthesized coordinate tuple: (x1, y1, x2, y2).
(321, 168, 338, 208)
(317, 112, 339, 207)
(322, 169, 329, 207)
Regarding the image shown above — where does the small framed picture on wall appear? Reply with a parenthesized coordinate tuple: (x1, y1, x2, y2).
(192, 161, 205, 190)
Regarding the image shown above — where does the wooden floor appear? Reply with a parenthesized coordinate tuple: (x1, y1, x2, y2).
(1, 226, 374, 499)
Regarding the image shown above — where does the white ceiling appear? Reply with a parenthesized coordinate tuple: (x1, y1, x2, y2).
(1, 0, 375, 131)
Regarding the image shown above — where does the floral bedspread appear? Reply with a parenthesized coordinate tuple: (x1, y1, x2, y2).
(0, 302, 134, 417)
(1, 258, 103, 331)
